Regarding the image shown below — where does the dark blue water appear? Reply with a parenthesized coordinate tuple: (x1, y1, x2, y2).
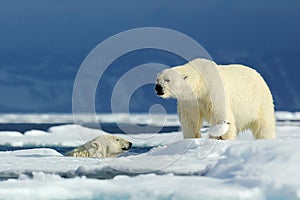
(0, 123, 179, 134)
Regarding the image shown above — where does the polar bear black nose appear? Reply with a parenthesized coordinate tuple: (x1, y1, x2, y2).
(155, 84, 164, 95)
(128, 142, 132, 148)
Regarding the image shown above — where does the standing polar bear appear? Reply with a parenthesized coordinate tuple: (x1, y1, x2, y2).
(155, 58, 276, 140)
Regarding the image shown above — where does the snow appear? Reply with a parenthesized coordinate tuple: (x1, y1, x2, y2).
(0, 173, 262, 200)
(0, 111, 298, 124)
(275, 111, 300, 121)
(0, 113, 300, 199)
(0, 113, 180, 126)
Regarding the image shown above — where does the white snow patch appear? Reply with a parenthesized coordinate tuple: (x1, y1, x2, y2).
(0, 111, 298, 125)
(0, 115, 300, 199)
(1, 129, 300, 199)
(276, 111, 300, 121)
(0, 113, 180, 126)
(0, 173, 263, 200)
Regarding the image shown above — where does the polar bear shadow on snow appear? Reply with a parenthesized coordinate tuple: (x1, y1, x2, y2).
(155, 58, 276, 140)
(65, 135, 132, 158)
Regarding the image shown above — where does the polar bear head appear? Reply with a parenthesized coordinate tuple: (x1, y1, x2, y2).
(89, 135, 132, 158)
(155, 60, 208, 100)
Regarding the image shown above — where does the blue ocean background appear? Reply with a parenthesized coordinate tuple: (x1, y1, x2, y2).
(0, 0, 299, 113)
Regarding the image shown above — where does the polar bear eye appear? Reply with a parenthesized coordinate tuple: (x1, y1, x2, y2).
(116, 138, 120, 142)
(164, 78, 170, 83)
(183, 75, 188, 80)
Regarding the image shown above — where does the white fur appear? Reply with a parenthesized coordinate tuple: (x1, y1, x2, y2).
(65, 135, 132, 158)
(156, 58, 276, 140)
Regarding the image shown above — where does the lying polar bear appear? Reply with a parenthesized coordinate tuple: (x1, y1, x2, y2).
(65, 135, 132, 158)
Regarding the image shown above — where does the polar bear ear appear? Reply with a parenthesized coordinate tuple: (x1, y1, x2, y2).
(91, 141, 99, 150)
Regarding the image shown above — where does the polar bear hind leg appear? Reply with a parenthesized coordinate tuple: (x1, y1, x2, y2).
(250, 109, 276, 139)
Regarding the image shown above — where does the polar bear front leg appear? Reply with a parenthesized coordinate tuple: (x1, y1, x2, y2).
(178, 103, 202, 139)
(181, 116, 202, 138)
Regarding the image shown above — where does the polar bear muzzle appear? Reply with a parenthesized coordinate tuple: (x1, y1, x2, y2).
(122, 142, 132, 151)
(155, 84, 164, 95)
